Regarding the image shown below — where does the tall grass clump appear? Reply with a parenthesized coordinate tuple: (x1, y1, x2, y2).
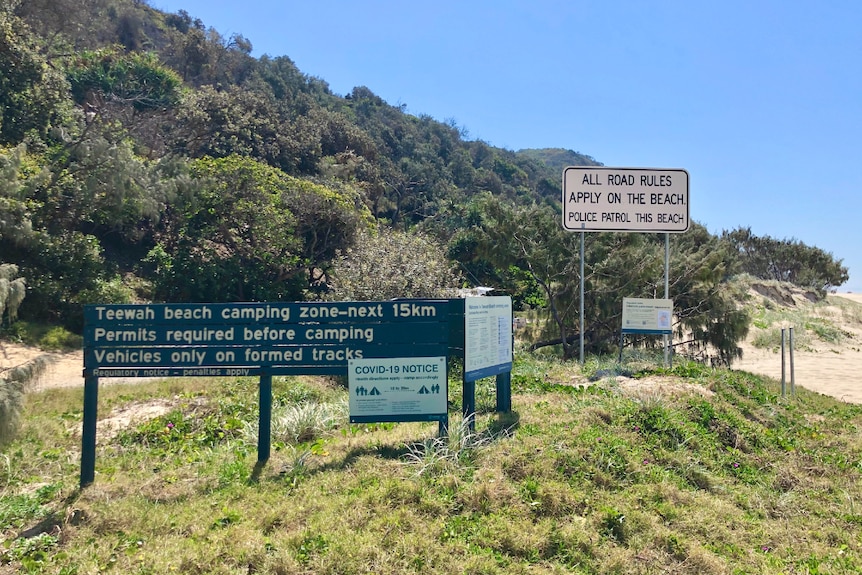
(402, 417, 504, 477)
(0, 356, 48, 447)
(749, 300, 853, 351)
(243, 398, 349, 446)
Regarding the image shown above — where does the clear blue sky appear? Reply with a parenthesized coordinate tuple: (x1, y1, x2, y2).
(154, 0, 862, 291)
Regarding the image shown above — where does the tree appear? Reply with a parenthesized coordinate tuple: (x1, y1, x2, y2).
(324, 227, 460, 301)
(171, 85, 323, 174)
(0, 263, 26, 325)
(0, 11, 69, 145)
(0, 143, 139, 327)
(0, 144, 40, 245)
(671, 224, 750, 365)
(281, 177, 369, 290)
(722, 227, 848, 295)
(147, 156, 365, 302)
(458, 194, 751, 364)
(66, 48, 183, 112)
(148, 155, 302, 302)
(461, 195, 583, 358)
(35, 136, 172, 240)
(6, 228, 119, 327)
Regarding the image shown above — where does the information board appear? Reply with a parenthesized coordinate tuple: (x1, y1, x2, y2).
(464, 296, 513, 382)
(563, 167, 689, 233)
(348, 357, 447, 422)
(621, 298, 673, 335)
(79, 298, 516, 488)
(83, 301, 452, 376)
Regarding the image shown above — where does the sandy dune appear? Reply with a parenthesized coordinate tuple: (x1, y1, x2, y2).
(735, 292, 862, 403)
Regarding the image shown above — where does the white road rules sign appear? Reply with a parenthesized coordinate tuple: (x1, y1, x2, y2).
(562, 167, 689, 233)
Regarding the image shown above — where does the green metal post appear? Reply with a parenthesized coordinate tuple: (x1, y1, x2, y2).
(495, 372, 511, 413)
(80, 375, 99, 488)
(258, 374, 272, 464)
(463, 378, 476, 432)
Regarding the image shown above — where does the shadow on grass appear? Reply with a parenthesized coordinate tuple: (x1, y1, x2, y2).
(249, 410, 521, 485)
(486, 410, 520, 436)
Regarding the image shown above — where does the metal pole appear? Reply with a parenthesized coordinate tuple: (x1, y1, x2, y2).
(463, 377, 476, 432)
(780, 328, 786, 397)
(618, 331, 624, 364)
(495, 307, 513, 413)
(580, 229, 585, 364)
(664, 233, 670, 368)
(495, 372, 511, 413)
(789, 327, 796, 396)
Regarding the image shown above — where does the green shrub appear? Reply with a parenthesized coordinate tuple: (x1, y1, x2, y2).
(38, 326, 83, 351)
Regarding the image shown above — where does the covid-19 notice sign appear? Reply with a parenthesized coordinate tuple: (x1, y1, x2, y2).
(348, 357, 447, 423)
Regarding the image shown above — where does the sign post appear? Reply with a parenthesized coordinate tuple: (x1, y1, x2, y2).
(348, 357, 447, 423)
(463, 297, 513, 382)
(562, 167, 689, 364)
(463, 296, 513, 430)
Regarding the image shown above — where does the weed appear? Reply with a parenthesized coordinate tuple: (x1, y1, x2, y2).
(667, 359, 713, 379)
(295, 533, 329, 565)
(273, 377, 326, 404)
(748, 300, 855, 351)
(804, 318, 847, 343)
(0, 483, 60, 530)
(599, 507, 627, 543)
(116, 407, 244, 453)
(0, 532, 59, 569)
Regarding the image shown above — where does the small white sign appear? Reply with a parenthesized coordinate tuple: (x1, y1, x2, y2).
(348, 357, 447, 419)
(464, 296, 513, 382)
(563, 167, 689, 233)
(622, 298, 673, 335)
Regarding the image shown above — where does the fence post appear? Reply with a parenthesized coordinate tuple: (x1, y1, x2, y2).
(780, 328, 786, 397)
(789, 327, 796, 397)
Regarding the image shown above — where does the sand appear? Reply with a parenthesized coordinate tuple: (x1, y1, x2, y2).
(0, 346, 88, 391)
(734, 292, 862, 403)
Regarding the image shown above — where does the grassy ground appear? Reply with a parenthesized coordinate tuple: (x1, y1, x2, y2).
(2, 355, 862, 574)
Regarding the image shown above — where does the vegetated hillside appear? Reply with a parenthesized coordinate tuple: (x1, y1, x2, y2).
(516, 147, 603, 175)
(0, 0, 848, 363)
(2, 353, 862, 573)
